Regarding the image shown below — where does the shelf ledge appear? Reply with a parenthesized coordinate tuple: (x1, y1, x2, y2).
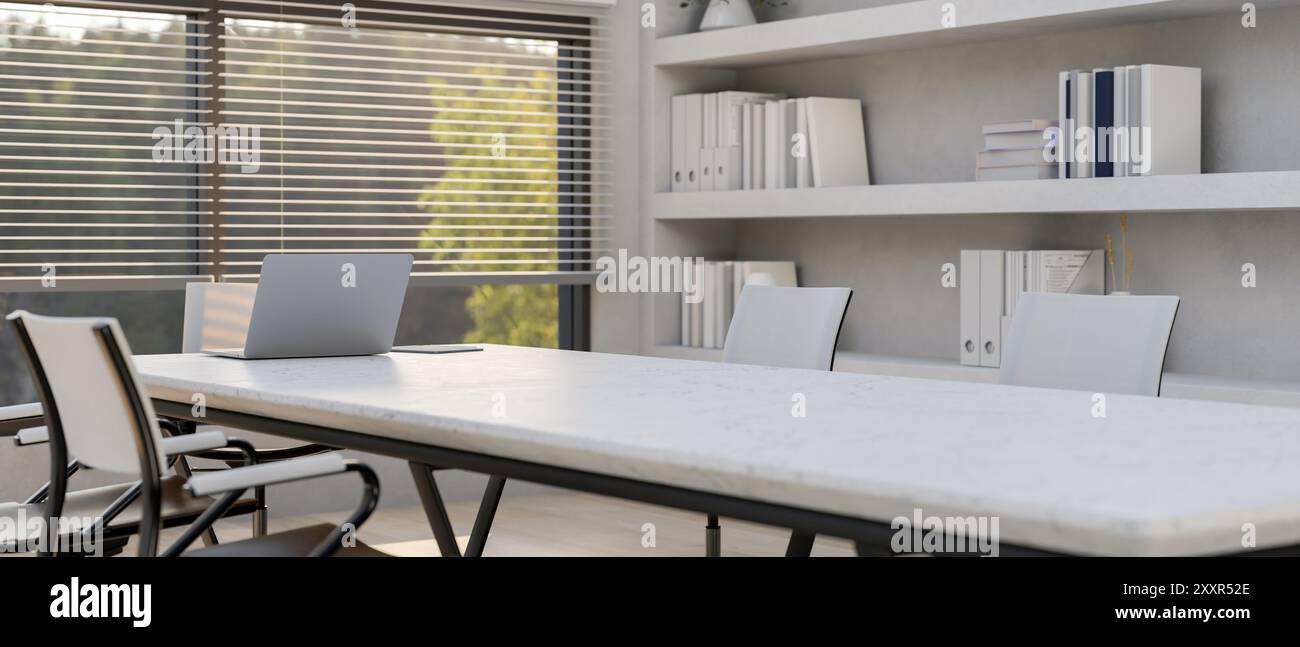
(655, 0, 1300, 69)
(654, 172, 1300, 220)
(648, 346, 1300, 408)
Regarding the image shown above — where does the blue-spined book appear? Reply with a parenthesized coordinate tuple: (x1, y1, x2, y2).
(1093, 69, 1114, 177)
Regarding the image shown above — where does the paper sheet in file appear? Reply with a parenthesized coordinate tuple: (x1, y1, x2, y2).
(1039, 251, 1097, 293)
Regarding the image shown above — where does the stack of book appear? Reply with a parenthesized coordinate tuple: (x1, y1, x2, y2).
(682, 261, 797, 349)
(976, 119, 1058, 181)
(1058, 65, 1201, 178)
(670, 93, 870, 192)
(959, 250, 1105, 367)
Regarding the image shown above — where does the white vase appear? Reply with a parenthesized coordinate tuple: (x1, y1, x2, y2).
(699, 0, 757, 31)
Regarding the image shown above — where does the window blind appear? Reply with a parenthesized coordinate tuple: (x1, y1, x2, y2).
(0, 0, 608, 290)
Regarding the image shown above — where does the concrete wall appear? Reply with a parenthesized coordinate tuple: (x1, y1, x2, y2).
(703, 4, 1300, 382)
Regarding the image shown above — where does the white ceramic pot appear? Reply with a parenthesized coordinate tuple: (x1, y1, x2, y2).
(699, 0, 757, 31)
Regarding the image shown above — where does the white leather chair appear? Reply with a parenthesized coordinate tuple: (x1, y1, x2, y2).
(722, 286, 854, 371)
(1000, 293, 1180, 397)
(7, 310, 384, 557)
(711, 285, 853, 557)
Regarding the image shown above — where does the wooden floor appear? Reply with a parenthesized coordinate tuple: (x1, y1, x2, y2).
(124, 492, 855, 557)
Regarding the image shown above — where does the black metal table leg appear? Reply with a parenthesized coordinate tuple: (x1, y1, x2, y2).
(408, 462, 461, 557)
(705, 514, 720, 557)
(785, 531, 815, 557)
(465, 475, 506, 557)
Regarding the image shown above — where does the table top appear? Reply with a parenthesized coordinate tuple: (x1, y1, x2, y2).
(134, 344, 1300, 556)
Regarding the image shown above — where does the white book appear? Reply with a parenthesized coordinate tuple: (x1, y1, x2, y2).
(683, 94, 702, 191)
(718, 262, 732, 347)
(784, 98, 798, 188)
(732, 261, 743, 306)
(978, 148, 1052, 168)
(795, 98, 811, 188)
(764, 100, 780, 190)
(690, 262, 703, 346)
(1074, 71, 1094, 178)
(686, 276, 696, 345)
(959, 250, 980, 367)
(1140, 64, 1201, 176)
(718, 92, 784, 190)
(806, 97, 870, 187)
(741, 104, 753, 190)
(979, 250, 1004, 368)
(986, 132, 1052, 151)
(752, 103, 765, 189)
(976, 164, 1057, 181)
(1113, 66, 1129, 177)
(1127, 65, 1143, 176)
(717, 92, 785, 146)
(776, 100, 789, 188)
(671, 94, 686, 192)
(983, 119, 1057, 134)
(702, 262, 715, 349)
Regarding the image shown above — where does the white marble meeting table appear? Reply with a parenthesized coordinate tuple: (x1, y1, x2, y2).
(134, 344, 1300, 556)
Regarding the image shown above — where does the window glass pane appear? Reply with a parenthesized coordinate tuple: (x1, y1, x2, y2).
(0, 2, 203, 282)
(0, 282, 555, 405)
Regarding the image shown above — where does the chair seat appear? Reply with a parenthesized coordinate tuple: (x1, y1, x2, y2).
(1, 475, 257, 552)
(183, 523, 388, 557)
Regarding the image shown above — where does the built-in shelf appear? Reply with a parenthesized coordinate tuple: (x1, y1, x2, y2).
(649, 346, 1300, 408)
(655, 0, 1300, 68)
(654, 171, 1300, 220)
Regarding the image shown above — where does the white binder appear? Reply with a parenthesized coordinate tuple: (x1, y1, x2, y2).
(979, 250, 1004, 368)
(960, 250, 981, 366)
(683, 94, 702, 192)
(701, 93, 717, 191)
(671, 94, 686, 192)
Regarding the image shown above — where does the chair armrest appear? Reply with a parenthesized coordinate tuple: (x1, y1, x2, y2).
(13, 425, 48, 446)
(184, 452, 348, 497)
(188, 442, 338, 465)
(0, 402, 43, 436)
(159, 430, 230, 456)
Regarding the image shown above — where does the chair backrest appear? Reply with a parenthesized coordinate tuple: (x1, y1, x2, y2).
(722, 286, 853, 371)
(8, 311, 166, 476)
(999, 293, 1180, 396)
(182, 282, 257, 353)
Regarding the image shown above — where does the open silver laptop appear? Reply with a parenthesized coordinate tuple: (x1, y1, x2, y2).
(209, 253, 413, 359)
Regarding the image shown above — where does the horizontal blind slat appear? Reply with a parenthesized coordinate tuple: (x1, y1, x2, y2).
(0, 0, 607, 285)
